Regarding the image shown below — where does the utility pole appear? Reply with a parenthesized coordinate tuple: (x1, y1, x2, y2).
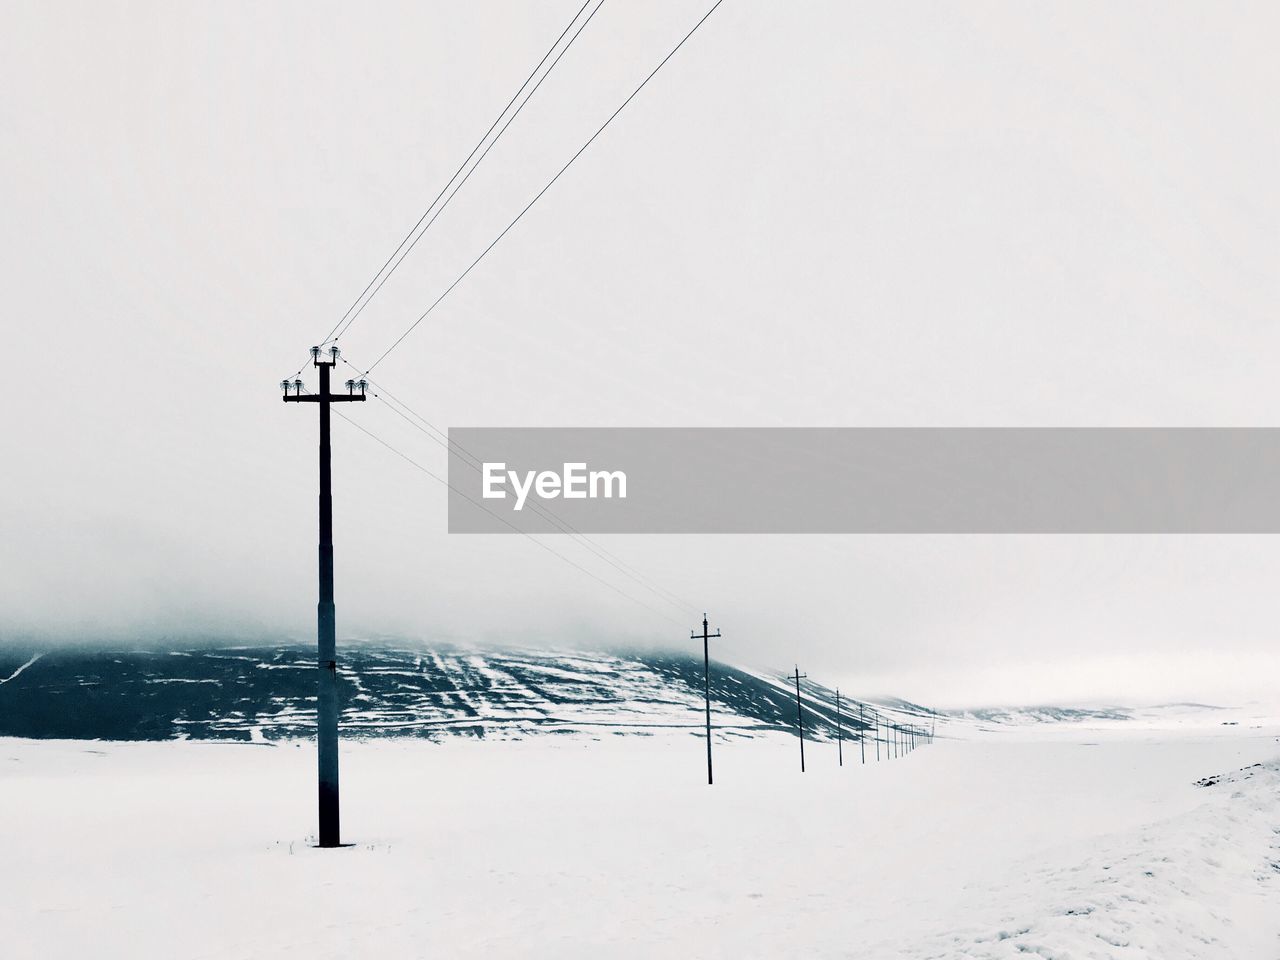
(835, 688, 843, 767)
(792, 666, 808, 773)
(692, 614, 720, 785)
(874, 711, 880, 761)
(282, 345, 366, 848)
(859, 702, 866, 764)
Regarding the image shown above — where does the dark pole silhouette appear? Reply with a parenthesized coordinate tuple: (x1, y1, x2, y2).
(691, 614, 720, 785)
(835, 687, 843, 767)
(282, 346, 366, 847)
(859, 702, 866, 764)
(874, 711, 880, 761)
(792, 665, 808, 772)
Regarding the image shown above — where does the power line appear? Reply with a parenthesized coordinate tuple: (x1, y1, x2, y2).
(361, 0, 729, 375)
(336, 356, 701, 616)
(324, 397, 683, 626)
(372, 389, 699, 614)
(318, 0, 597, 348)
(328, 0, 610, 348)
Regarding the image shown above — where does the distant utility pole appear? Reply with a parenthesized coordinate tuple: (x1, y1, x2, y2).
(835, 688, 843, 767)
(792, 665, 808, 772)
(282, 345, 366, 848)
(859, 702, 866, 764)
(874, 711, 880, 761)
(692, 614, 720, 785)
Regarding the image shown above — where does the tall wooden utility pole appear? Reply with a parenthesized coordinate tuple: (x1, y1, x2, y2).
(835, 688, 843, 767)
(692, 614, 720, 785)
(282, 345, 366, 847)
(859, 702, 865, 764)
(792, 666, 808, 772)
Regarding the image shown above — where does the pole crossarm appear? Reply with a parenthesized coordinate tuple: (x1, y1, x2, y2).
(284, 395, 367, 403)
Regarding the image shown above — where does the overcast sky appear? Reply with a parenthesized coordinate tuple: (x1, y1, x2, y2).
(3, 1, 1278, 707)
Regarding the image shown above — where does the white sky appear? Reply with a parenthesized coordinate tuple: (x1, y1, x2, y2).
(2, 1, 1278, 707)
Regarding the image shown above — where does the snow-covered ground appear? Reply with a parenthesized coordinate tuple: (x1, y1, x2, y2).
(3, 715, 1277, 959)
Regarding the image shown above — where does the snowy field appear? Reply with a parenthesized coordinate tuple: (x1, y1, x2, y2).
(3, 713, 1278, 959)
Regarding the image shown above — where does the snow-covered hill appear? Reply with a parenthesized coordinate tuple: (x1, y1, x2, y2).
(944, 701, 1280, 734)
(0, 643, 936, 743)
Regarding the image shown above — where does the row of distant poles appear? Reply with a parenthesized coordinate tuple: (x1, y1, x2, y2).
(694, 614, 935, 785)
